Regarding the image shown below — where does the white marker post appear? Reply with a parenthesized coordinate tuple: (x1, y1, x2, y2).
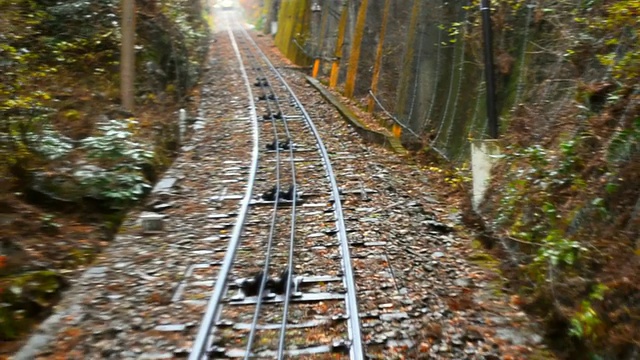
(178, 108, 187, 146)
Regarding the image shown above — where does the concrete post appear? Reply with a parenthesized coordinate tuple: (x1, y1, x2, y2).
(471, 139, 501, 211)
(179, 109, 187, 145)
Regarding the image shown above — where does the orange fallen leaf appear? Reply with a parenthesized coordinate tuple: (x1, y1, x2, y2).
(510, 294, 523, 306)
(63, 327, 83, 337)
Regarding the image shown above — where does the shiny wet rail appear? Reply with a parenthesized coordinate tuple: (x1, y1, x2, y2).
(188, 9, 364, 360)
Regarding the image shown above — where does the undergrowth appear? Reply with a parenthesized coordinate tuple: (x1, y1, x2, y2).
(468, 0, 640, 358)
(0, 0, 208, 344)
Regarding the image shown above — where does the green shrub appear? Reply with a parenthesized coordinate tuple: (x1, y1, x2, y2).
(77, 119, 154, 207)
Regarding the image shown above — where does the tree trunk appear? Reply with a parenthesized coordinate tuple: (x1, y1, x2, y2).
(394, 0, 421, 121)
(344, 0, 369, 98)
(368, 0, 391, 113)
(121, 0, 136, 112)
(263, 0, 276, 35)
(329, 1, 348, 89)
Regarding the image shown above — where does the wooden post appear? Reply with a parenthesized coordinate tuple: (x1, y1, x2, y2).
(367, 0, 391, 113)
(121, 0, 136, 112)
(344, 0, 368, 98)
(329, 1, 348, 89)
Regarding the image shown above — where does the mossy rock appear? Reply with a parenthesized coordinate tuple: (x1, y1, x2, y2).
(62, 109, 82, 121)
(63, 248, 96, 268)
(0, 270, 67, 340)
(468, 252, 498, 263)
(3, 270, 67, 308)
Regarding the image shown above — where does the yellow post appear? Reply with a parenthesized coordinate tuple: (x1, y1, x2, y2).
(392, 123, 402, 138)
(312, 58, 321, 78)
(329, 1, 348, 89)
(368, 0, 391, 113)
(344, 0, 369, 98)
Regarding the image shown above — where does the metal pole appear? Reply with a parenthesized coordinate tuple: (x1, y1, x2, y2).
(480, 0, 499, 139)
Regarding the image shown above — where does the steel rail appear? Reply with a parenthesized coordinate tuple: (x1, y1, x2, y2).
(234, 25, 301, 358)
(239, 25, 366, 360)
(235, 26, 300, 357)
(270, 70, 298, 360)
(241, 38, 287, 358)
(249, 38, 300, 359)
(188, 12, 260, 360)
(242, 88, 281, 359)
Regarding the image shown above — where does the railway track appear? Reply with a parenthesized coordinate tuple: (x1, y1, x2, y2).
(186, 10, 365, 359)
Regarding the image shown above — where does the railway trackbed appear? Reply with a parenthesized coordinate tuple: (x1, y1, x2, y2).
(187, 10, 364, 359)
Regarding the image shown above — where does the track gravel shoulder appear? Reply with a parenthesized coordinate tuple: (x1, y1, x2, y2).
(12, 23, 549, 360)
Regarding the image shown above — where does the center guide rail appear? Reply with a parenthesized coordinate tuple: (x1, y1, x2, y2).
(189, 10, 365, 360)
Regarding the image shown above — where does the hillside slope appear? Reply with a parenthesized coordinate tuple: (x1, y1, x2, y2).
(0, 0, 208, 352)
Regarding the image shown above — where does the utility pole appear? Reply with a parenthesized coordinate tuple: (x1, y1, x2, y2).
(121, 0, 136, 112)
(481, 0, 498, 138)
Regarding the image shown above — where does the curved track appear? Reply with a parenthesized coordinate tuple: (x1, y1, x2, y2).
(188, 10, 364, 360)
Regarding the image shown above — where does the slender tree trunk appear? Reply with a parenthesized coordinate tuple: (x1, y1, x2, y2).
(329, 1, 348, 89)
(317, 5, 329, 55)
(394, 0, 421, 120)
(121, 0, 136, 112)
(344, 0, 368, 98)
(312, 4, 330, 78)
(368, 0, 391, 113)
(264, 0, 278, 35)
